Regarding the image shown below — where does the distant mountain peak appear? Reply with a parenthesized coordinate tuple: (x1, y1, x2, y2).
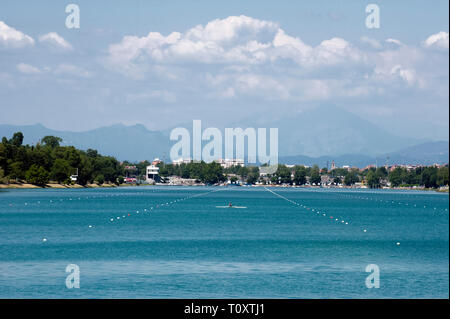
(0, 118, 446, 164)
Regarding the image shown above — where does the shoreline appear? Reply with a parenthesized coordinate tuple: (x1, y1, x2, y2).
(0, 182, 447, 192)
(0, 182, 118, 189)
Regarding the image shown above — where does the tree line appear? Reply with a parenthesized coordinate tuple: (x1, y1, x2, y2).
(1, 132, 447, 189)
(0, 132, 123, 186)
(265, 164, 448, 188)
(157, 161, 227, 184)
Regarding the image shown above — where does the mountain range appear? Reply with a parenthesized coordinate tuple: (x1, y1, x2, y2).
(0, 106, 447, 167)
(279, 141, 449, 168)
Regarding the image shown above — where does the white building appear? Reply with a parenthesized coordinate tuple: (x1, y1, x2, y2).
(146, 165, 159, 182)
(172, 158, 192, 165)
(215, 158, 244, 168)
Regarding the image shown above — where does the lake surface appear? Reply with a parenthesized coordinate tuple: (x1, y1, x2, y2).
(0, 186, 448, 298)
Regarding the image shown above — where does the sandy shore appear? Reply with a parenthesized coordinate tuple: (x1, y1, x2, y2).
(0, 182, 118, 189)
(0, 182, 447, 192)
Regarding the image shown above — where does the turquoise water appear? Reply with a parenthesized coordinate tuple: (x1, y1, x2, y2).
(0, 186, 448, 298)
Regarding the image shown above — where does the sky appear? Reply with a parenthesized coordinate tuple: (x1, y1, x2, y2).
(0, 0, 449, 141)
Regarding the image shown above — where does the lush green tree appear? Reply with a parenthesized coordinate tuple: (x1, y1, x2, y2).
(293, 165, 307, 185)
(25, 165, 50, 186)
(0, 132, 125, 187)
(389, 167, 404, 187)
(201, 162, 225, 184)
(95, 174, 105, 185)
(274, 165, 292, 184)
(86, 149, 98, 158)
(0, 168, 7, 184)
(310, 165, 321, 185)
(310, 171, 321, 185)
(270, 175, 278, 184)
(376, 167, 388, 179)
(366, 170, 381, 188)
(8, 161, 25, 180)
(421, 167, 438, 188)
(246, 173, 258, 184)
(10, 132, 24, 147)
(41, 136, 63, 148)
(437, 166, 449, 186)
(245, 166, 259, 185)
(344, 171, 359, 186)
(51, 158, 71, 183)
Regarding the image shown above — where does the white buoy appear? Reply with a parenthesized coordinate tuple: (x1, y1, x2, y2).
(88, 225, 93, 228)
(110, 218, 114, 222)
(396, 242, 400, 246)
(42, 238, 47, 242)
(363, 229, 367, 232)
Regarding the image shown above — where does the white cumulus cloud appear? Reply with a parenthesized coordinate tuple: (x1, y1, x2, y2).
(17, 63, 42, 74)
(104, 15, 363, 77)
(101, 16, 447, 102)
(38, 32, 73, 51)
(0, 21, 34, 48)
(423, 31, 449, 50)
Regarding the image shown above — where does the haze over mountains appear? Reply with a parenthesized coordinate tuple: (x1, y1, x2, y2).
(229, 105, 424, 157)
(0, 106, 448, 167)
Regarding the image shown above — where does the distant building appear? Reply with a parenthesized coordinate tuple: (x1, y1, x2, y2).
(146, 165, 159, 182)
(331, 161, 336, 170)
(172, 158, 192, 165)
(152, 158, 161, 166)
(215, 158, 244, 168)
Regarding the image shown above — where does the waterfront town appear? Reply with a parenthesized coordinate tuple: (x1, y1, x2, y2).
(123, 157, 449, 191)
(0, 132, 448, 190)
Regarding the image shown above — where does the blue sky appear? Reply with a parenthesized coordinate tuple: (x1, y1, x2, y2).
(0, 0, 448, 141)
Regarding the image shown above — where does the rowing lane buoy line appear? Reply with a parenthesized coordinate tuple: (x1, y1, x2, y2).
(4, 191, 158, 208)
(264, 187, 358, 230)
(107, 188, 225, 224)
(331, 192, 446, 214)
(17, 188, 226, 241)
